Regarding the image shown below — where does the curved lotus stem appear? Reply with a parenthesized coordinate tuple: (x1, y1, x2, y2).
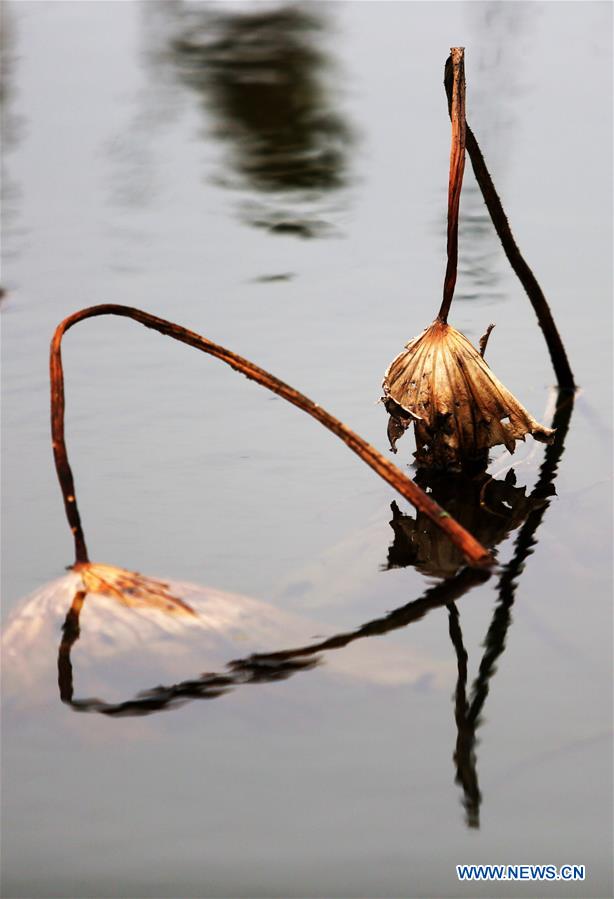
(50, 305, 494, 569)
(443, 54, 575, 389)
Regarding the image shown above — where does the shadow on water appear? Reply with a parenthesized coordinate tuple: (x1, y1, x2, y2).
(154, 1, 353, 237)
(53, 390, 574, 829)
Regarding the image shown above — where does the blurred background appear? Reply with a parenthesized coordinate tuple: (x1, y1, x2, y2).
(1, 2, 612, 898)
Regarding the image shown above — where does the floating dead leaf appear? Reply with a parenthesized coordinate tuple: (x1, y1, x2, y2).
(74, 562, 197, 616)
(382, 319, 554, 469)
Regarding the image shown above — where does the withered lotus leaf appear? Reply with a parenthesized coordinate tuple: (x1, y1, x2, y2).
(76, 562, 197, 616)
(382, 319, 554, 468)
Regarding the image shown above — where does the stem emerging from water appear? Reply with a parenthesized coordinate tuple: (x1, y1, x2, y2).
(438, 47, 466, 323)
(50, 304, 494, 569)
(443, 63, 575, 389)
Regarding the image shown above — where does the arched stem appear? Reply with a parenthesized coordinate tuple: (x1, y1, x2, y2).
(50, 304, 494, 569)
(443, 62, 575, 389)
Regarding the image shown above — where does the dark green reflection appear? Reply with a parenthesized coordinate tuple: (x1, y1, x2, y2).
(165, 3, 352, 236)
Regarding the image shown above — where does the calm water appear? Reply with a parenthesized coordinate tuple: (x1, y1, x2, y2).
(2, 2, 612, 897)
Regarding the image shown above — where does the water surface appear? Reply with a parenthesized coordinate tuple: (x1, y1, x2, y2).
(2, 2, 612, 897)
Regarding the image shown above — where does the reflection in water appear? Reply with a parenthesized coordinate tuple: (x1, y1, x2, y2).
(385, 390, 574, 826)
(456, 188, 503, 303)
(386, 468, 547, 578)
(55, 390, 572, 829)
(163, 2, 352, 236)
(56, 582, 321, 712)
(447, 601, 480, 827)
(105, 3, 187, 212)
(9, 346, 574, 828)
(470, 391, 575, 719)
(445, 390, 575, 827)
(1, 5, 25, 269)
(53, 564, 487, 717)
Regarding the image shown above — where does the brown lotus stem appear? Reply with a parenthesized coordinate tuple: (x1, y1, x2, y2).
(55, 394, 574, 721)
(438, 47, 466, 324)
(245, 565, 489, 663)
(443, 66, 575, 390)
(478, 323, 495, 358)
(50, 304, 494, 569)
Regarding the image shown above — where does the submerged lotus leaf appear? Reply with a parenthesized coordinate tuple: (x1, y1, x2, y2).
(382, 320, 554, 468)
(76, 562, 197, 616)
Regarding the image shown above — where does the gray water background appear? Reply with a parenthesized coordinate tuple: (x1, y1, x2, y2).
(1, 2, 612, 897)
